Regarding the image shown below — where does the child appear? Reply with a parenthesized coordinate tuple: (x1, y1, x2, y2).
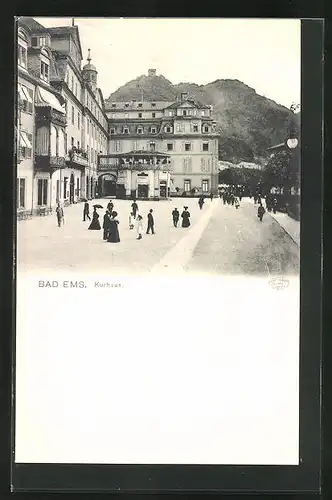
(257, 203, 265, 222)
(129, 211, 135, 230)
(136, 214, 143, 240)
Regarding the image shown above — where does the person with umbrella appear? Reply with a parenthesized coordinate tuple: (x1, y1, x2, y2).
(181, 206, 191, 228)
(103, 210, 111, 240)
(88, 205, 102, 230)
(107, 211, 120, 243)
(172, 207, 180, 227)
(83, 199, 91, 221)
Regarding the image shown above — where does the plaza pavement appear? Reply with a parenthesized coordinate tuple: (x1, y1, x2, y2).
(17, 197, 299, 277)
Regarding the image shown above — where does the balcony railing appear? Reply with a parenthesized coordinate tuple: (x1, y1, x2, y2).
(35, 107, 67, 126)
(67, 148, 89, 167)
(98, 160, 172, 172)
(35, 154, 66, 172)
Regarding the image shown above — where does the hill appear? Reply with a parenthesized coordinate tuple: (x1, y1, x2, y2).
(106, 72, 299, 164)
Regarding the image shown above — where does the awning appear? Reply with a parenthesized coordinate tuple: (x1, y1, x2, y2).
(35, 86, 65, 114)
(21, 85, 33, 103)
(19, 131, 32, 148)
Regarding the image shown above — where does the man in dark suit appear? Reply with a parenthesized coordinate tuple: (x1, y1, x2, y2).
(146, 209, 155, 234)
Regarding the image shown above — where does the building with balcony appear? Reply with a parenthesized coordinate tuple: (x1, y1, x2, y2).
(104, 88, 219, 198)
(16, 17, 109, 216)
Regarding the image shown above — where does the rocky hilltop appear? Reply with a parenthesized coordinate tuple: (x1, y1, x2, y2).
(106, 72, 299, 164)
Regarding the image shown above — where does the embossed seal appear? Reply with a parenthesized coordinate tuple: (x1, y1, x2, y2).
(269, 277, 290, 290)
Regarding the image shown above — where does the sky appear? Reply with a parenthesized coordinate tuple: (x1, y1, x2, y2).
(34, 17, 301, 108)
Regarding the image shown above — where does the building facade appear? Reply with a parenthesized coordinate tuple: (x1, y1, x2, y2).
(101, 89, 219, 198)
(16, 17, 108, 215)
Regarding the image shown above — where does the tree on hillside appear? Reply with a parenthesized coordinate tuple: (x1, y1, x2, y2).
(219, 167, 263, 189)
(263, 148, 299, 194)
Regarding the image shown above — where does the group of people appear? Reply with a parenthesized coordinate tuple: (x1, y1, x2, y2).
(82, 199, 192, 243)
(219, 189, 241, 209)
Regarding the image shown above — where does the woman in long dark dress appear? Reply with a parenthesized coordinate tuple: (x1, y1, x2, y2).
(181, 206, 191, 228)
(107, 211, 120, 243)
(88, 207, 101, 230)
(103, 211, 111, 240)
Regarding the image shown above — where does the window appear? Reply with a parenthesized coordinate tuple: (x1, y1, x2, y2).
(37, 178, 48, 206)
(123, 127, 129, 134)
(39, 37, 47, 47)
(20, 131, 32, 158)
(77, 111, 80, 129)
(18, 44, 27, 68)
(115, 141, 121, 152)
(110, 128, 115, 134)
(150, 127, 156, 134)
(203, 126, 209, 133)
(137, 127, 143, 134)
(75, 83, 78, 96)
(193, 125, 198, 132)
(150, 142, 156, 151)
(124, 103, 129, 107)
(138, 103, 143, 107)
(19, 85, 33, 113)
(202, 180, 209, 192)
(151, 102, 156, 107)
(165, 126, 172, 133)
(185, 142, 191, 151)
(152, 112, 156, 118)
(201, 110, 205, 116)
(71, 106, 74, 125)
(168, 110, 174, 116)
(183, 110, 187, 116)
(184, 180, 191, 192)
(167, 143, 173, 151)
(203, 142, 209, 151)
(17, 178, 26, 208)
(138, 113, 142, 118)
(112, 103, 116, 107)
(40, 61, 49, 82)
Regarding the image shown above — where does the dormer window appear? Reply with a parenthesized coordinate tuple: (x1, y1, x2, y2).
(193, 124, 199, 132)
(137, 127, 143, 134)
(151, 102, 156, 107)
(167, 110, 174, 116)
(165, 126, 172, 133)
(152, 112, 156, 118)
(150, 127, 157, 134)
(110, 128, 115, 134)
(138, 103, 143, 107)
(40, 60, 49, 82)
(203, 125, 209, 133)
(111, 103, 116, 108)
(124, 103, 129, 108)
(123, 127, 129, 134)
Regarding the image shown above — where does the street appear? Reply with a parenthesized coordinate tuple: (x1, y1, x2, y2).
(17, 197, 299, 276)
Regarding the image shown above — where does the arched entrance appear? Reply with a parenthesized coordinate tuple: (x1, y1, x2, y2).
(69, 173, 75, 204)
(98, 173, 117, 197)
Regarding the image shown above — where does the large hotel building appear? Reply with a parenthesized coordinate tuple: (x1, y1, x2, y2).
(16, 17, 108, 216)
(16, 19, 219, 216)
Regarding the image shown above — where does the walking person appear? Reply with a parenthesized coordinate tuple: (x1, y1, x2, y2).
(55, 202, 64, 227)
(272, 197, 277, 214)
(83, 201, 91, 221)
(172, 208, 180, 227)
(107, 201, 114, 214)
(146, 209, 155, 234)
(234, 196, 240, 209)
(181, 206, 191, 228)
(131, 199, 138, 219)
(103, 210, 111, 240)
(129, 211, 135, 230)
(198, 196, 204, 210)
(107, 211, 120, 243)
(88, 207, 101, 230)
(210, 192, 213, 202)
(136, 214, 143, 240)
(257, 203, 265, 222)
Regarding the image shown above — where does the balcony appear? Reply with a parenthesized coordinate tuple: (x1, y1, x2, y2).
(35, 154, 66, 173)
(66, 148, 89, 168)
(35, 106, 67, 127)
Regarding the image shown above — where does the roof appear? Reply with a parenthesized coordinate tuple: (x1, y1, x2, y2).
(105, 101, 174, 111)
(18, 17, 48, 34)
(47, 25, 83, 60)
(165, 99, 210, 110)
(83, 62, 97, 72)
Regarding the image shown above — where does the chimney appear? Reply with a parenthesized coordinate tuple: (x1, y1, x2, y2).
(181, 92, 189, 102)
(148, 68, 156, 77)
